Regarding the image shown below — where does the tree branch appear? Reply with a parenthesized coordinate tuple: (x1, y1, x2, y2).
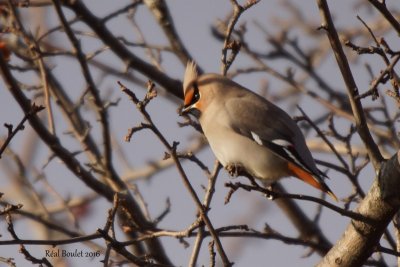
(143, 0, 192, 65)
(317, 151, 400, 267)
(61, 0, 183, 99)
(120, 81, 233, 266)
(316, 0, 384, 170)
(0, 103, 44, 158)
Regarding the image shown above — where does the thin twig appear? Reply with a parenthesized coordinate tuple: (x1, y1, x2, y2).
(51, 0, 114, 175)
(0, 103, 44, 158)
(224, 180, 375, 224)
(120, 81, 233, 266)
(189, 161, 222, 267)
(221, 0, 259, 75)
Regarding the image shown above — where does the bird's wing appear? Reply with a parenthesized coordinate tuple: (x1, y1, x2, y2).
(224, 92, 320, 177)
(223, 89, 337, 201)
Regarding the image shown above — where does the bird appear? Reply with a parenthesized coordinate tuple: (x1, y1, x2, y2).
(180, 61, 337, 201)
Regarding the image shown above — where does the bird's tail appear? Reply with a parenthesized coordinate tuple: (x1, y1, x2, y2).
(287, 162, 338, 201)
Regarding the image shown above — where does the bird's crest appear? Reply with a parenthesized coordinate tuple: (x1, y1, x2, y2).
(183, 61, 198, 95)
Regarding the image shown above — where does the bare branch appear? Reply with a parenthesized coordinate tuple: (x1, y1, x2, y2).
(61, 0, 183, 99)
(0, 103, 44, 158)
(316, 0, 384, 170)
(367, 0, 400, 36)
(317, 151, 400, 267)
(120, 81, 233, 266)
(143, 0, 192, 65)
(220, 0, 260, 75)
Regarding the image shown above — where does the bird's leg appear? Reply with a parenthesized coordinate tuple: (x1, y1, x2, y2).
(262, 181, 277, 200)
(225, 163, 236, 177)
(266, 182, 276, 192)
(225, 163, 243, 178)
(265, 182, 276, 200)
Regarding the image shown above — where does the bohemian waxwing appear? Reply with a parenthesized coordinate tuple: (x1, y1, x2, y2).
(181, 61, 337, 201)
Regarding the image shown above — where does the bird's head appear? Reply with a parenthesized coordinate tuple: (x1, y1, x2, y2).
(181, 61, 228, 117)
(181, 61, 201, 116)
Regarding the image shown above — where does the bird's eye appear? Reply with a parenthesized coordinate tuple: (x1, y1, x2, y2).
(191, 82, 200, 104)
(193, 91, 200, 102)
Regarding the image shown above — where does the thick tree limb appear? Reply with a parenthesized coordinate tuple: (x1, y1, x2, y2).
(317, 151, 400, 267)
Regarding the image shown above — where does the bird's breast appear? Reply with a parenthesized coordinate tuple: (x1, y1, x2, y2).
(201, 122, 289, 181)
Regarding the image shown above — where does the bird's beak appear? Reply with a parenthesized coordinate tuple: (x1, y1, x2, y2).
(180, 104, 200, 117)
(179, 105, 191, 116)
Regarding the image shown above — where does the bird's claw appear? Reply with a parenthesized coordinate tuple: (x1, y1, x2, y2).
(225, 163, 243, 178)
(264, 183, 276, 200)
